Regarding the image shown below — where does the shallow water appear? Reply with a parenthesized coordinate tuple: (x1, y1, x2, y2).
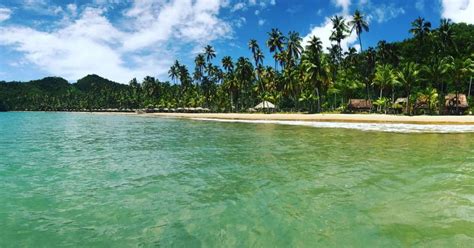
(0, 112, 473, 247)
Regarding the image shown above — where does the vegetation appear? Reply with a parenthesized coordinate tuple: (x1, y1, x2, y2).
(1, 12, 473, 114)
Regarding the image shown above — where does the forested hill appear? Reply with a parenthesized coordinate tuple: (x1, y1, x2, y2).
(0, 75, 156, 111)
(1, 19, 473, 113)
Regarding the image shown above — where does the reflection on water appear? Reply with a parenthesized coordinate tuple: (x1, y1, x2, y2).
(0, 112, 473, 247)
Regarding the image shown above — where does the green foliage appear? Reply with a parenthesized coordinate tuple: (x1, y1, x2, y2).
(1, 16, 473, 115)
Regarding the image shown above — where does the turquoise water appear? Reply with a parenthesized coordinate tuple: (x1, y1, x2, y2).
(0, 112, 473, 247)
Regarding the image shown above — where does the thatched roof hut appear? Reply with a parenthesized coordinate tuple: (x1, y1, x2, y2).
(254, 101, 276, 110)
(347, 99, 372, 111)
(445, 94, 468, 108)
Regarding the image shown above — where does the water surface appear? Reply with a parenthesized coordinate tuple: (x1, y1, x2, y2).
(0, 112, 473, 247)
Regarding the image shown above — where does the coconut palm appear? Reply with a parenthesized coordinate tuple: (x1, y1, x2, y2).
(266, 28, 285, 70)
(422, 58, 447, 110)
(221, 56, 234, 73)
(410, 17, 431, 61)
(168, 60, 180, 84)
(204, 45, 216, 63)
(306, 36, 323, 54)
(410, 17, 431, 40)
(348, 10, 369, 51)
(330, 15, 349, 63)
(285, 31, 303, 67)
(373, 64, 398, 111)
(442, 56, 474, 112)
(302, 36, 326, 112)
(396, 62, 421, 115)
(195, 54, 205, 72)
(438, 18, 456, 55)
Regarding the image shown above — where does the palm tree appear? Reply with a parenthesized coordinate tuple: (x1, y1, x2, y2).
(330, 15, 349, 63)
(410, 17, 431, 61)
(221, 56, 235, 110)
(442, 56, 474, 113)
(302, 36, 325, 112)
(168, 60, 180, 84)
(285, 31, 303, 67)
(306, 36, 323, 54)
(221, 56, 234, 73)
(266, 28, 285, 70)
(248, 39, 265, 68)
(348, 10, 369, 51)
(373, 64, 397, 111)
(422, 58, 447, 111)
(204, 45, 216, 63)
(396, 62, 421, 115)
(438, 19, 456, 55)
(195, 54, 205, 72)
(235, 57, 255, 109)
(410, 17, 431, 40)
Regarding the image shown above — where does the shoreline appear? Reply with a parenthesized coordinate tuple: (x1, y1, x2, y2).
(89, 112, 474, 125)
(7, 111, 474, 125)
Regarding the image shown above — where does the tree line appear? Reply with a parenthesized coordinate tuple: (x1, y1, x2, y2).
(1, 11, 474, 114)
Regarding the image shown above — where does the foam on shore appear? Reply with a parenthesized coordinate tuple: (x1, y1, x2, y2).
(192, 118, 474, 133)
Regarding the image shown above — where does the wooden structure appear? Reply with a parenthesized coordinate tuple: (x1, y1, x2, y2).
(445, 93, 469, 115)
(254, 101, 276, 112)
(347, 99, 372, 113)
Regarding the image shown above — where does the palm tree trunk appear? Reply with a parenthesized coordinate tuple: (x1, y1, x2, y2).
(358, 35, 363, 52)
(406, 90, 411, 115)
(316, 86, 321, 113)
(391, 86, 395, 103)
(230, 91, 234, 112)
(468, 76, 472, 98)
(379, 88, 383, 112)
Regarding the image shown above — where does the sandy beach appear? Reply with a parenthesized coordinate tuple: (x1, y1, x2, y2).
(112, 112, 474, 125)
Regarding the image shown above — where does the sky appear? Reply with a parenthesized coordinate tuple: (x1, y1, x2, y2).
(0, 0, 473, 83)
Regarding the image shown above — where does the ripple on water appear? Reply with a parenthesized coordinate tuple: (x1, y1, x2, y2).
(0, 112, 473, 247)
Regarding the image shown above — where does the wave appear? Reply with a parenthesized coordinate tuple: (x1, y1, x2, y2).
(191, 118, 474, 133)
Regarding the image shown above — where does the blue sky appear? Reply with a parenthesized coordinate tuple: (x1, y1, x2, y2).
(0, 0, 472, 83)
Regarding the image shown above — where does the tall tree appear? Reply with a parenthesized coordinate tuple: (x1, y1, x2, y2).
(349, 10, 369, 51)
(204, 45, 216, 64)
(330, 15, 349, 64)
(266, 28, 285, 70)
(396, 62, 421, 115)
(285, 31, 303, 67)
(168, 60, 180, 84)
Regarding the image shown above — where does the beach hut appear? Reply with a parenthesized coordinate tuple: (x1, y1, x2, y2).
(347, 99, 372, 113)
(445, 93, 469, 115)
(254, 101, 276, 112)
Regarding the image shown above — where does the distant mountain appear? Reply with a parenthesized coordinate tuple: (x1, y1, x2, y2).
(74, 74, 127, 92)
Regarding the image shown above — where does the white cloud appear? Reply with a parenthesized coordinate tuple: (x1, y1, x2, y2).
(441, 0, 474, 24)
(415, 0, 425, 11)
(332, 0, 351, 15)
(66, 4, 78, 16)
(0, 8, 12, 22)
(0, 0, 233, 83)
(234, 16, 247, 27)
(231, 2, 246, 12)
(230, 0, 276, 12)
(22, 0, 64, 15)
(303, 16, 358, 53)
(258, 19, 266, 26)
(368, 4, 405, 23)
